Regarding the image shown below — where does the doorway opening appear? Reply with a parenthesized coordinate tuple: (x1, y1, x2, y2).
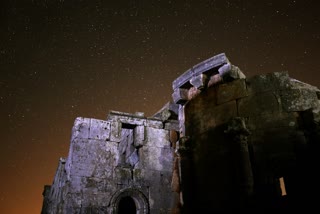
(118, 196, 136, 214)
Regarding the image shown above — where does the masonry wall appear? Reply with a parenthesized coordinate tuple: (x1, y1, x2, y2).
(181, 71, 320, 213)
(42, 110, 178, 214)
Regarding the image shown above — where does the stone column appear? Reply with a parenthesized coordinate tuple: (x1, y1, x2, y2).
(225, 117, 254, 199)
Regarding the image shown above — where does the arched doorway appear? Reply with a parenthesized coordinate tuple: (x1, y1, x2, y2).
(118, 196, 136, 214)
(109, 187, 149, 214)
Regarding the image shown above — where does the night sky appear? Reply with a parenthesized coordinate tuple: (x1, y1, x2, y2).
(0, 0, 319, 213)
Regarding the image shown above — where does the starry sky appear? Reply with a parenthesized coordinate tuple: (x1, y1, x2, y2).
(0, 0, 319, 213)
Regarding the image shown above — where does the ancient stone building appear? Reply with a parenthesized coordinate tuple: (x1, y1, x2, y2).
(42, 53, 320, 213)
(41, 110, 179, 214)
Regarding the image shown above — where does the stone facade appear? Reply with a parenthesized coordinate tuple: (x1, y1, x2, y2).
(171, 53, 320, 213)
(42, 53, 320, 213)
(42, 110, 179, 214)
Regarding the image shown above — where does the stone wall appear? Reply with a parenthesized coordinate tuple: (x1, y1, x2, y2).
(43, 53, 320, 213)
(172, 53, 320, 213)
(42, 108, 179, 214)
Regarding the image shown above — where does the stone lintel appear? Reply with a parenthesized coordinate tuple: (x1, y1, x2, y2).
(192, 53, 228, 77)
(164, 120, 179, 131)
(172, 68, 193, 90)
(146, 118, 163, 129)
(172, 53, 229, 90)
(108, 110, 146, 119)
(108, 110, 146, 126)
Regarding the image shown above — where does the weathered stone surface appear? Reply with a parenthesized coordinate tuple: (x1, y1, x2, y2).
(216, 79, 248, 104)
(190, 73, 208, 90)
(108, 110, 146, 126)
(113, 167, 132, 185)
(172, 88, 189, 104)
(185, 99, 237, 135)
(69, 139, 118, 177)
(148, 171, 173, 210)
(146, 127, 170, 148)
(246, 71, 291, 94)
(110, 120, 121, 142)
(238, 91, 280, 117)
(164, 119, 179, 131)
(172, 53, 228, 90)
(139, 146, 173, 171)
(281, 88, 318, 112)
(71, 117, 90, 140)
(246, 112, 299, 131)
(134, 125, 145, 147)
(219, 63, 246, 81)
(153, 102, 179, 122)
(146, 118, 163, 129)
(192, 53, 228, 77)
(208, 73, 223, 87)
(172, 68, 193, 90)
(88, 119, 110, 140)
(43, 107, 176, 214)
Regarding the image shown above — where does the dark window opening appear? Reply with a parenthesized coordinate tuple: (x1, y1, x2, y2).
(118, 196, 136, 214)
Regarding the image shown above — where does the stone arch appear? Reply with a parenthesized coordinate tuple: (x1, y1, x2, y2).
(109, 187, 149, 214)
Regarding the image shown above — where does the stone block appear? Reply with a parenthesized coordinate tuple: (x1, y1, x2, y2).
(146, 118, 163, 129)
(146, 127, 170, 148)
(216, 79, 248, 104)
(219, 64, 246, 81)
(172, 88, 189, 104)
(113, 167, 132, 185)
(134, 125, 145, 147)
(70, 139, 118, 177)
(208, 74, 223, 87)
(178, 105, 185, 135)
(147, 170, 173, 210)
(107, 110, 146, 126)
(132, 169, 152, 187)
(126, 149, 139, 167)
(246, 71, 291, 94)
(110, 121, 121, 142)
(71, 117, 90, 140)
(190, 73, 208, 90)
(164, 120, 179, 131)
(69, 176, 112, 194)
(89, 119, 110, 140)
(187, 86, 201, 100)
(139, 146, 173, 171)
(172, 68, 193, 90)
(192, 53, 228, 77)
(281, 88, 318, 112)
(238, 92, 280, 117)
(185, 100, 237, 135)
(153, 102, 179, 121)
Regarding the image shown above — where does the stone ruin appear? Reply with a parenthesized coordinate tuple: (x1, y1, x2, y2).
(42, 53, 320, 213)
